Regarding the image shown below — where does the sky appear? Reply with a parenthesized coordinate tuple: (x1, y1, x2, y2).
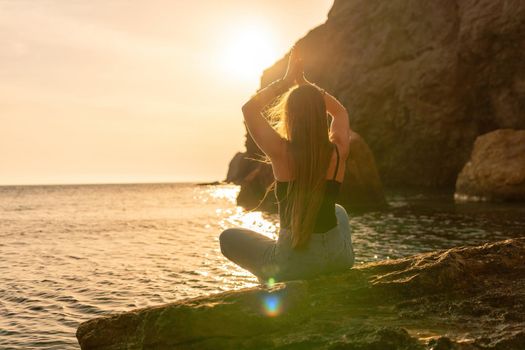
(0, 0, 332, 185)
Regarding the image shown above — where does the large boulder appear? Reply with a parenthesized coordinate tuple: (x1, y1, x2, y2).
(258, 0, 525, 188)
(77, 238, 525, 349)
(455, 129, 525, 201)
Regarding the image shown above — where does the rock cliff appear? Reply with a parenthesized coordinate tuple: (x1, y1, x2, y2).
(257, 0, 525, 188)
(77, 238, 525, 349)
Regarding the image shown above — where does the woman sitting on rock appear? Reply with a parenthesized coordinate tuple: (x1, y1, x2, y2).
(220, 46, 354, 283)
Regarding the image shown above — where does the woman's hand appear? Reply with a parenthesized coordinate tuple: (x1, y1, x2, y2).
(295, 54, 308, 85)
(284, 46, 310, 86)
(296, 65, 308, 86)
(282, 45, 302, 85)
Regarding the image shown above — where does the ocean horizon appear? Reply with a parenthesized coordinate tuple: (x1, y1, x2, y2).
(0, 180, 222, 188)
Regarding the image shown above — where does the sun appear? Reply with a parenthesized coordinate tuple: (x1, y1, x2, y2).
(219, 23, 278, 82)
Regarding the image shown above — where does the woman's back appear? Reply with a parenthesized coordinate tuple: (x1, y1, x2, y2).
(275, 143, 343, 233)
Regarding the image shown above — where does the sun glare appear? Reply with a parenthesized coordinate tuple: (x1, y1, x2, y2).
(219, 23, 278, 81)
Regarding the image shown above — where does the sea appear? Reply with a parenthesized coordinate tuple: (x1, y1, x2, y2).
(1, 183, 524, 349)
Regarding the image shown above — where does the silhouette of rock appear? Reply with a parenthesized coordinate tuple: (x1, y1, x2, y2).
(225, 152, 246, 184)
(455, 129, 525, 202)
(77, 238, 525, 349)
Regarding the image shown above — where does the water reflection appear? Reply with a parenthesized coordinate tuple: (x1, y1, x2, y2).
(209, 184, 278, 239)
(207, 184, 239, 203)
(208, 185, 525, 265)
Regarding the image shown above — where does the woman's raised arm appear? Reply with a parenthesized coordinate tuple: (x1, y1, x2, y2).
(241, 79, 292, 159)
(241, 47, 301, 159)
(324, 90, 350, 151)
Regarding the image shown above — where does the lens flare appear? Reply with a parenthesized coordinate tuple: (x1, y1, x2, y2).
(267, 277, 275, 287)
(262, 294, 281, 317)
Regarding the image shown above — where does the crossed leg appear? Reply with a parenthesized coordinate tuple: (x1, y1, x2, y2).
(219, 227, 278, 280)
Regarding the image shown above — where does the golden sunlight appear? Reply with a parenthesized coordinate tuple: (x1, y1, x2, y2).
(219, 22, 278, 81)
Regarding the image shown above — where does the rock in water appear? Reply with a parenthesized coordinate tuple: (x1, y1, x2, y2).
(77, 238, 525, 349)
(224, 152, 246, 184)
(339, 130, 387, 211)
(259, 0, 525, 188)
(455, 129, 525, 202)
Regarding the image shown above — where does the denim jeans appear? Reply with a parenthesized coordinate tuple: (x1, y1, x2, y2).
(219, 204, 354, 283)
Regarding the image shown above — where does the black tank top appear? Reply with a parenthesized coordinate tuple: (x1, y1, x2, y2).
(274, 144, 342, 233)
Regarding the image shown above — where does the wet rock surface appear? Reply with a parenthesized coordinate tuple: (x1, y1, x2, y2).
(455, 129, 525, 202)
(77, 238, 525, 349)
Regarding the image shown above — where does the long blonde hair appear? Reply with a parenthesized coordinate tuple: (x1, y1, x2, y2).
(266, 84, 333, 249)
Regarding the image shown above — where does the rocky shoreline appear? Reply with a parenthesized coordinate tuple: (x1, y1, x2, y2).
(77, 238, 525, 349)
